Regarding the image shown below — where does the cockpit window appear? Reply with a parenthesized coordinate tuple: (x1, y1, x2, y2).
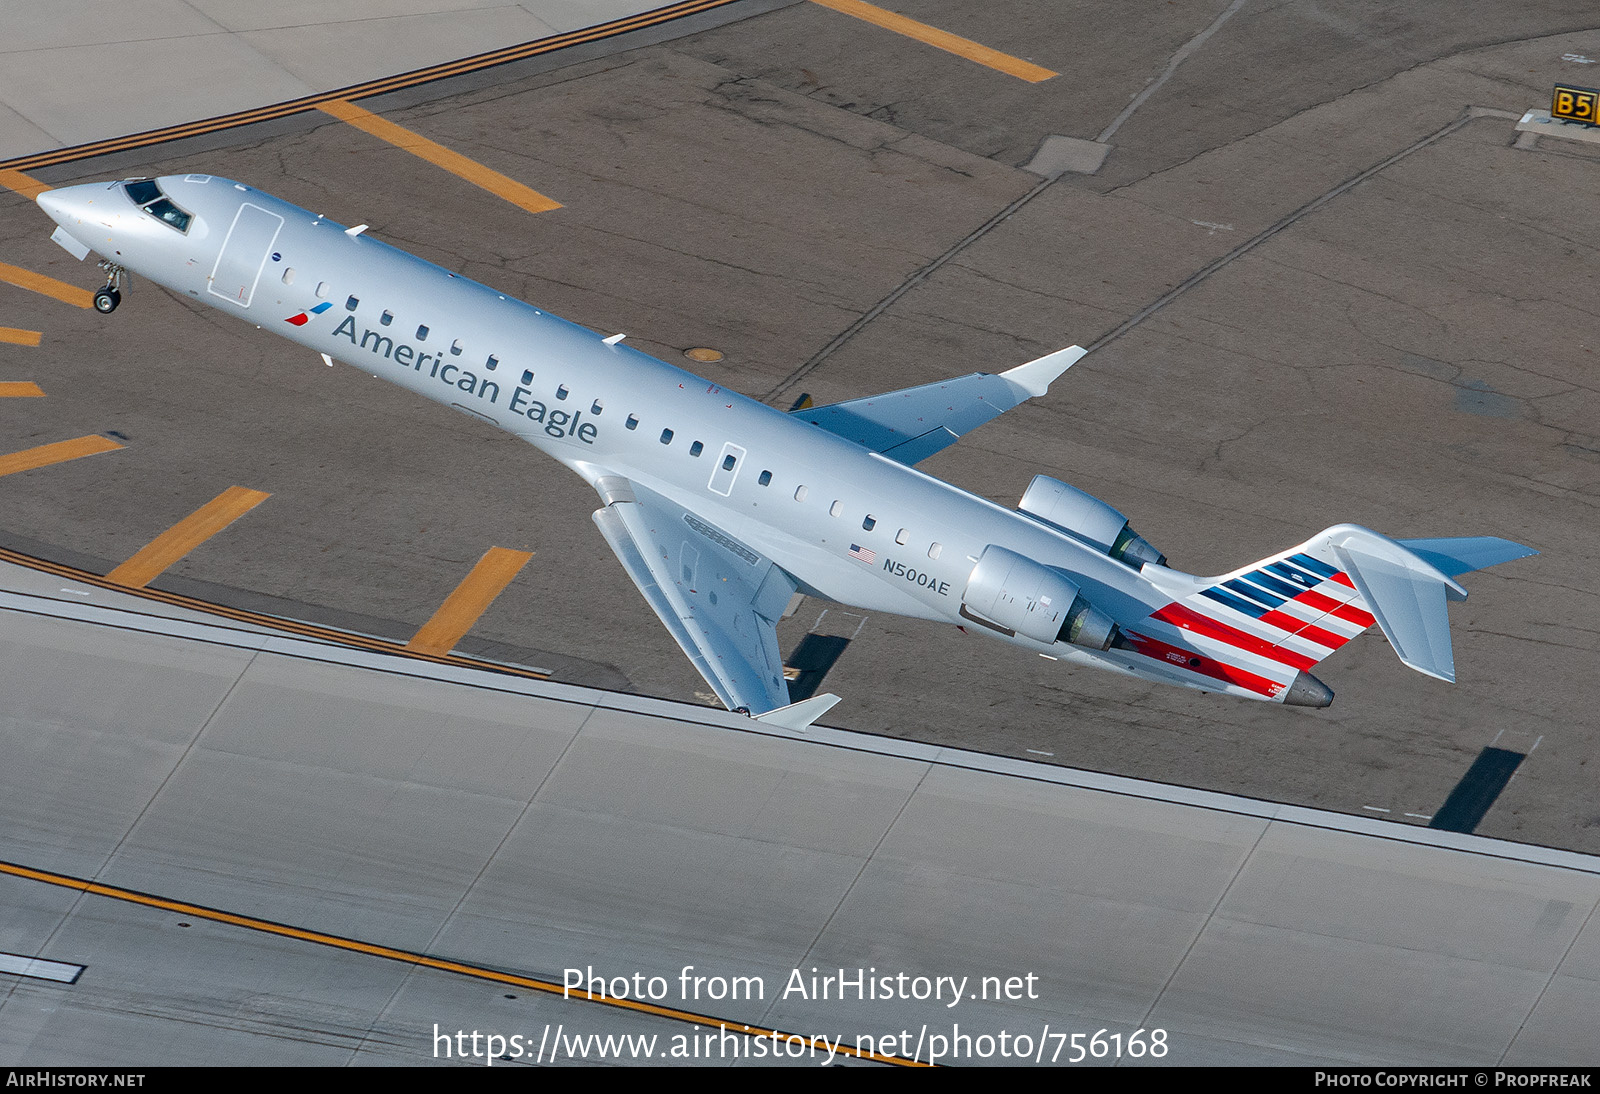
(143, 198, 192, 232)
(121, 179, 193, 234)
(123, 180, 161, 205)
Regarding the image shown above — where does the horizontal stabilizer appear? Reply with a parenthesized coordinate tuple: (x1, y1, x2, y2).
(752, 693, 841, 730)
(1396, 536, 1538, 578)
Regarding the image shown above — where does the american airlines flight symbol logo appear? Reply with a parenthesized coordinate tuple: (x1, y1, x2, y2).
(284, 301, 333, 326)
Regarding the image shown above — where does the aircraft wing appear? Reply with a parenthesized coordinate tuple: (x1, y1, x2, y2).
(791, 346, 1085, 464)
(592, 481, 796, 714)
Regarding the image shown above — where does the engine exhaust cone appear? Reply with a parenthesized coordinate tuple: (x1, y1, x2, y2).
(1283, 670, 1334, 708)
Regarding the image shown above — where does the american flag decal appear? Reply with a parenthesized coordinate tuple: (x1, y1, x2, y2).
(848, 544, 876, 564)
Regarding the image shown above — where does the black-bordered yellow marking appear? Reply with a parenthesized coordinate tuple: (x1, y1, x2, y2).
(1552, 83, 1600, 125)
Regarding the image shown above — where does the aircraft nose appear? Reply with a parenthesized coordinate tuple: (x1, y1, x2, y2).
(35, 183, 100, 228)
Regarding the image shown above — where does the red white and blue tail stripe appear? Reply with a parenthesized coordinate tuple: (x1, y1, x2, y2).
(1124, 526, 1534, 703)
(1127, 541, 1378, 702)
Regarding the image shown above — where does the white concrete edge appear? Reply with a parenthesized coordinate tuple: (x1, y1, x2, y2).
(1514, 106, 1600, 145)
(0, 951, 85, 984)
(7, 588, 1599, 878)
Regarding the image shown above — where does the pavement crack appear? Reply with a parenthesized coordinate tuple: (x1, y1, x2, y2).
(761, 174, 1056, 402)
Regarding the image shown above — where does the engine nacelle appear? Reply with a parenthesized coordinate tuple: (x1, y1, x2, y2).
(961, 545, 1120, 650)
(1018, 475, 1167, 568)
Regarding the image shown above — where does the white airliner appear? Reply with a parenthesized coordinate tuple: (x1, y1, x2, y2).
(36, 176, 1536, 725)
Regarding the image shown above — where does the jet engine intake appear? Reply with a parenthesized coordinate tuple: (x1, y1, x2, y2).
(962, 544, 1120, 651)
(1018, 475, 1166, 568)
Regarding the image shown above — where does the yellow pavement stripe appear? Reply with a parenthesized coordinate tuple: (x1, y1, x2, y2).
(106, 486, 271, 589)
(0, 168, 49, 200)
(808, 0, 1056, 82)
(407, 546, 534, 656)
(0, 545, 552, 681)
(0, 261, 93, 309)
(317, 100, 562, 215)
(0, 857, 922, 1066)
(0, 434, 122, 477)
(0, 381, 44, 397)
(0, 326, 42, 347)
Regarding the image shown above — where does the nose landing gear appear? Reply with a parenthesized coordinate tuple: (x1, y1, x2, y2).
(93, 260, 126, 313)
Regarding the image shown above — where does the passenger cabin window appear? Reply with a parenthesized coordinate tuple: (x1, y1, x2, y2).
(521, 370, 534, 385)
(689, 441, 704, 457)
(485, 355, 498, 371)
(316, 282, 330, 299)
(928, 542, 942, 559)
(722, 455, 737, 471)
(862, 515, 876, 531)
(895, 528, 909, 545)
(758, 471, 772, 487)
(829, 500, 843, 517)
(660, 429, 674, 445)
(556, 386, 569, 401)
(450, 339, 463, 356)
(794, 485, 808, 502)
(626, 415, 639, 430)
(380, 310, 393, 326)
(416, 325, 429, 340)
(591, 400, 603, 415)
(281, 268, 295, 285)
(346, 296, 359, 311)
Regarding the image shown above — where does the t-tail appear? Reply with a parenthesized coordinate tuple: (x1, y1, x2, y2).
(1129, 525, 1536, 707)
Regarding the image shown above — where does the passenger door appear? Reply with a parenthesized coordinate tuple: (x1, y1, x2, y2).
(208, 203, 284, 308)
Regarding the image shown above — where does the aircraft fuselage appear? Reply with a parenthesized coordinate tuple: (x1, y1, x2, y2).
(36, 174, 1319, 704)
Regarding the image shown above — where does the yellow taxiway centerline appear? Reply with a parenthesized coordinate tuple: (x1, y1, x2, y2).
(106, 485, 271, 589)
(0, 326, 42, 347)
(808, 0, 1056, 82)
(0, 168, 49, 200)
(317, 99, 563, 215)
(0, 261, 93, 309)
(0, 382, 45, 397)
(407, 546, 534, 656)
(0, 856, 923, 1066)
(0, 435, 122, 477)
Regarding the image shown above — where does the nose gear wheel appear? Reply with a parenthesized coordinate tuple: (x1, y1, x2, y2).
(93, 260, 126, 313)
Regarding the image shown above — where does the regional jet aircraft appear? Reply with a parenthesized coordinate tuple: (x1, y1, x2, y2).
(36, 176, 1536, 724)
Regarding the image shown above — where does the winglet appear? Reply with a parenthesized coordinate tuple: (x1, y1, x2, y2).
(1000, 345, 1086, 397)
(752, 693, 841, 730)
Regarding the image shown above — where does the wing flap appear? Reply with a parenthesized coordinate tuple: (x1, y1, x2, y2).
(593, 485, 796, 714)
